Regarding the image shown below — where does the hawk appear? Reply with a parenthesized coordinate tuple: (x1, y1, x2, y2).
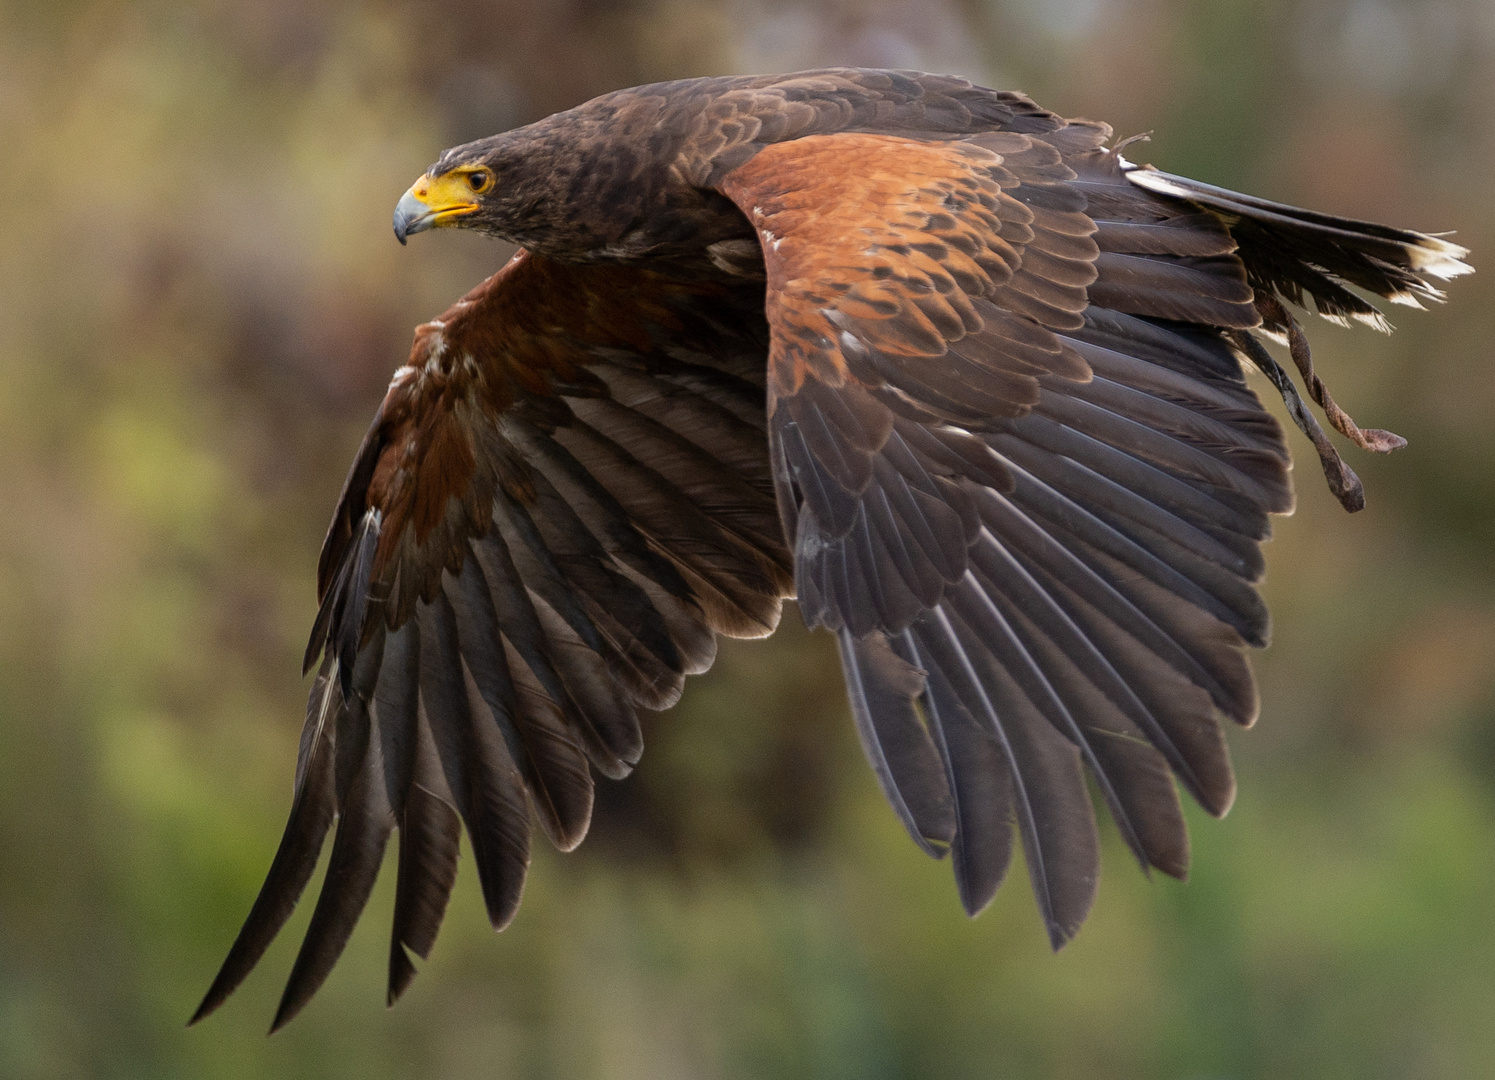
(191, 68, 1472, 1030)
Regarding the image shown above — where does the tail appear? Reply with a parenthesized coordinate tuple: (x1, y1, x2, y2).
(1124, 164, 1472, 333)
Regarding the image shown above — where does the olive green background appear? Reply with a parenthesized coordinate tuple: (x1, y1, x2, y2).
(2, 1, 1493, 1077)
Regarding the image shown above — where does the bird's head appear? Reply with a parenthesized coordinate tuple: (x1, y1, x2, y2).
(391, 159, 498, 245)
(391, 119, 683, 256)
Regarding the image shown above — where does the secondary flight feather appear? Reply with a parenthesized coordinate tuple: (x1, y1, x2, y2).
(190, 68, 1471, 1030)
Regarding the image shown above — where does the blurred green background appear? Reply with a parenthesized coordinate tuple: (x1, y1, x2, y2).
(2, 1, 1493, 1077)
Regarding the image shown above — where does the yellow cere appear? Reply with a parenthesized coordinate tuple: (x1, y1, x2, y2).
(404, 167, 492, 224)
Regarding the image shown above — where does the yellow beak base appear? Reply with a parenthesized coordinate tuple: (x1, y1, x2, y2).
(392, 173, 481, 244)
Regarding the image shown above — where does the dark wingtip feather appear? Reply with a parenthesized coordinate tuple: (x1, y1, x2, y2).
(1045, 917, 1079, 952)
(301, 634, 324, 679)
(267, 999, 297, 1036)
(190, 684, 340, 1026)
(269, 698, 396, 1033)
(387, 943, 419, 1007)
(268, 815, 395, 1031)
(1202, 771, 1237, 819)
(302, 510, 381, 685)
(838, 628, 955, 857)
(335, 512, 381, 699)
(386, 742, 462, 1005)
(417, 597, 533, 935)
(957, 874, 999, 919)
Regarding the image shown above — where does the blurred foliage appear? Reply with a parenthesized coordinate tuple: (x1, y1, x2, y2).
(1, 0, 1493, 1077)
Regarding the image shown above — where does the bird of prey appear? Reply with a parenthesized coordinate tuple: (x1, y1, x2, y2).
(191, 68, 1471, 1030)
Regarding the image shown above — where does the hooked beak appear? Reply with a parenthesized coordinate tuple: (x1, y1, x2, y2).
(392, 172, 481, 245)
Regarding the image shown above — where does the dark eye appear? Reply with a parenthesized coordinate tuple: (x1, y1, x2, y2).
(466, 170, 492, 193)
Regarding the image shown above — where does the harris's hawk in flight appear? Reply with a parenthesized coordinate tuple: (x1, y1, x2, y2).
(193, 69, 1472, 1030)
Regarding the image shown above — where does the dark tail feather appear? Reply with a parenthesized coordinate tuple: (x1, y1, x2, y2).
(1124, 166, 1472, 323)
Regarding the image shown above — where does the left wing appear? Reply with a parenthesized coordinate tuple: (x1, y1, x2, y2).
(193, 252, 791, 1030)
(717, 124, 1290, 943)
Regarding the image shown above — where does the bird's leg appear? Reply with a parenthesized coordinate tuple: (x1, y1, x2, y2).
(1229, 327, 1368, 512)
(1255, 292, 1408, 454)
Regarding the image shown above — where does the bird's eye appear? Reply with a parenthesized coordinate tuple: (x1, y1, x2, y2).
(466, 170, 492, 193)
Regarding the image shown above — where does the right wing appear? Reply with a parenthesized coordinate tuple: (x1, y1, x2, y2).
(194, 251, 791, 1030)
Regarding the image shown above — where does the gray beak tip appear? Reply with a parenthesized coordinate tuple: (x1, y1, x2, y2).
(392, 189, 432, 247)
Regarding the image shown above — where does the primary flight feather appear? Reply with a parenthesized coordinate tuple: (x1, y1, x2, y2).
(191, 68, 1472, 1030)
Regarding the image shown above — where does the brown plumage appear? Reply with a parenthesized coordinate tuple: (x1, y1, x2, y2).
(191, 68, 1472, 1030)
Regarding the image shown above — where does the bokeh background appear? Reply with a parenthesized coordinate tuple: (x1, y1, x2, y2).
(2, 1, 1494, 1077)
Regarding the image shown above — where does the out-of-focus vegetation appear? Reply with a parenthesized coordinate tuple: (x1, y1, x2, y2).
(1, 0, 1493, 1076)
